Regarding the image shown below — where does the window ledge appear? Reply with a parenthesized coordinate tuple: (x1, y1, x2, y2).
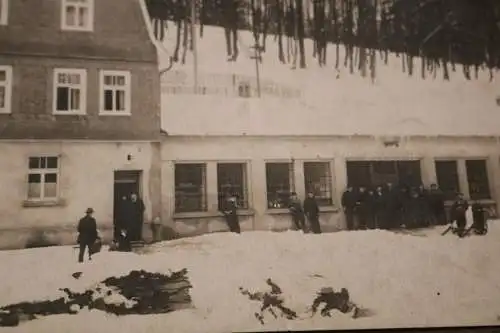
(266, 206, 340, 215)
(53, 112, 87, 116)
(174, 209, 255, 219)
(22, 199, 66, 208)
(99, 111, 131, 117)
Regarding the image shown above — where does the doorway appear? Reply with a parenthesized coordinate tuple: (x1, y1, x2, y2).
(113, 170, 142, 237)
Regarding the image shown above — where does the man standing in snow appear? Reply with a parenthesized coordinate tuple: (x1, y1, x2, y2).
(450, 193, 469, 237)
(288, 192, 306, 232)
(385, 182, 401, 229)
(221, 193, 241, 234)
(304, 192, 322, 234)
(428, 184, 446, 225)
(77, 208, 98, 263)
(130, 193, 146, 241)
(341, 186, 357, 230)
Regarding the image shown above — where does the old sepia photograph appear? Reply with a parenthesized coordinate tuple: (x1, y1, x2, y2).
(0, 0, 499, 332)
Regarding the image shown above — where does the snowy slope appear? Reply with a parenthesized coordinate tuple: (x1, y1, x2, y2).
(158, 24, 500, 137)
(1, 223, 500, 332)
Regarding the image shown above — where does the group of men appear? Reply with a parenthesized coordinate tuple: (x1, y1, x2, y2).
(288, 192, 323, 234)
(341, 183, 448, 230)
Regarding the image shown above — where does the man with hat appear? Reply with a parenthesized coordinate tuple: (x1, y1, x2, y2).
(77, 207, 98, 263)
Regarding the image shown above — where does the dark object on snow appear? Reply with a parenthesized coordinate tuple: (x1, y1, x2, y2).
(72, 272, 83, 280)
(239, 279, 297, 325)
(0, 269, 192, 327)
(310, 287, 358, 318)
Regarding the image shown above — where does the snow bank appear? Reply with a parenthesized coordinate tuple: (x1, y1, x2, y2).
(159, 24, 500, 137)
(1, 223, 500, 332)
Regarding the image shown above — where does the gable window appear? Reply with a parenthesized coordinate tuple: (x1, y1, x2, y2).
(217, 163, 249, 210)
(27, 156, 60, 201)
(53, 69, 86, 115)
(466, 160, 491, 200)
(0, 65, 12, 114)
(0, 0, 8, 25)
(304, 162, 333, 206)
(61, 0, 94, 31)
(175, 163, 207, 213)
(435, 160, 460, 200)
(266, 162, 295, 209)
(99, 71, 131, 115)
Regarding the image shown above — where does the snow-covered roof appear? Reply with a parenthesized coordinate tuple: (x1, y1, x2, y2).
(159, 24, 500, 137)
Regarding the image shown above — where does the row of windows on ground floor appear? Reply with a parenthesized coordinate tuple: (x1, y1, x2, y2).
(173, 159, 493, 214)
(20, 156, 493, 212)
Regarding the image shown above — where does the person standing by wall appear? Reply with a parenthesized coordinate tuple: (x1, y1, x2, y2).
(288, 192, 306, 232)
(221, 193, 241, 234)
(428, 184, 446, 225)
(77, 208, 98, 263)
(450, 192, 469, 237)
(130, 193, 146, 241)
(304, 192, 322, 234)
(341, 186, 357, 231)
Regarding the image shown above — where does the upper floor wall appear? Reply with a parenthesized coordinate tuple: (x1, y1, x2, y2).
(0, 0, 157, 63)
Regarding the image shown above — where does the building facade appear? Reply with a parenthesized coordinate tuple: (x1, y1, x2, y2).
(159, 26, 500, 237)
(0, 0, 161, 249)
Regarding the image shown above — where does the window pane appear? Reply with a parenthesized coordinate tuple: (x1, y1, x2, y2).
(0, 87, 5, 108)
(175, 164, 207, 213)
(40, 157, 47, 169)
(28, 183, 41, 199)
(45, 173, 57, 183)
(104, 75, 113, 86)
(68, 73, 80, 85)
(104, 90, 113, 110)
(116, 76, 125, 86)
(435, 160, 460, 200)
(47, 157, 58, 169)
(266, 163, 293, 209)
(66, 6, 76, 26)
(116, 90, 125, 111)
(57, 87, 69, 111)
(78, 7, 87, 27)
(217, 163, 248, 210)
(28, 173, 41, 183)
(466, 160, 491, 200)
(29, 157, 40, 169)
(304, 162, 332, 206)
(70, 88, 80, 110)
(44, 174, 58, 198)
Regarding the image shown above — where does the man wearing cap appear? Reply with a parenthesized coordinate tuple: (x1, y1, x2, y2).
(77, 208, 98, 263)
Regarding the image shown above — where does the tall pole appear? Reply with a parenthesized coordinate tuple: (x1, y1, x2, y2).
(191, 0, 198, 94)
(254, 44, 261, 98)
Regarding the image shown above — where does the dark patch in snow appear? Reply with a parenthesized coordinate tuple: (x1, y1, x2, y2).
(0, 269, 192, 327)
(72, 272, 83, 280)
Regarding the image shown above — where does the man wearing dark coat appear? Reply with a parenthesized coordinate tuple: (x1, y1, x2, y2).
(450, 192, 469, 236)
(304, 192, 322, 234)
(341, 186, 357, 231)
(129, 192, 146, 241)
(428, 184, 446, 225)
(354, 187, 369, 230)
(221, 194, 241, 233)
(288, 192, 306, 232)
(77, 208, 98, 263)
(385, 182, 401, 229)
(373, 186, 386, 229)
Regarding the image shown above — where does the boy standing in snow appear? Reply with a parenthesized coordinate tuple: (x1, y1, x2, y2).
(288, 192, 306, 232)
(304, 192, 322, 234)
(450, 193, 469, 236)
(221, 194, 241, 234)
(77, 208, 98, 263)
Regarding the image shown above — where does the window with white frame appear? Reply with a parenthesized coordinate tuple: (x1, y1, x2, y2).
(175, 163, 207, 213)
(100, 71, 131, 115)
(466, 159, 491, 200)
(217, 163, 249, 210)
(304, 162, 333, 206)
(0, 0, 8, 25)
(435, 160, 460, 200)
(61, 0, 94, 31)
(266, 162, 295, 209)
(27, 156, 60, 201)
(53, 69, 86, 114)
(0, 66, 12, 114)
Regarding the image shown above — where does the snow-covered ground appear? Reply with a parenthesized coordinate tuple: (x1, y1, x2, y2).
(1, 223, 500, 332)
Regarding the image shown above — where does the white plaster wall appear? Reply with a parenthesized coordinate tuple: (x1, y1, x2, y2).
(0, 141, 159, 247)
(161, 135, 500, 234)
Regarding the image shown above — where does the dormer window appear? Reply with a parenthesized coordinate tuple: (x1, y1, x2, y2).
(238, 81, 251, 98)
(61, 0, 94, 31)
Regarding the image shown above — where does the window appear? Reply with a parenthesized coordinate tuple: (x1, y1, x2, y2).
(175, 164, 207, 213)
(53, 69, 86, 114)
(27, 156, 60, 201)
(466, 160, 491, 200)
(435, 160, 460, 200)
(266, 162, 294, 209)
(0, 65, 12, 114)
(304, 162, 333, 206)
(99, 71, 131, 115)
(346, 160, 422, 189)
(217, 163, 249, 210)
(61, 0, 94, 31)
(0, 0, 8, 25)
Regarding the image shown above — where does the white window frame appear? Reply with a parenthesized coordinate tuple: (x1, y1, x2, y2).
(99, 70, 132, 116)
(0, 65, 12, 114)
(52, 68, 87, 115)
(0, 0, 9, 25)
(61, 0, 94, 32)
(26, 156, 61, 202)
